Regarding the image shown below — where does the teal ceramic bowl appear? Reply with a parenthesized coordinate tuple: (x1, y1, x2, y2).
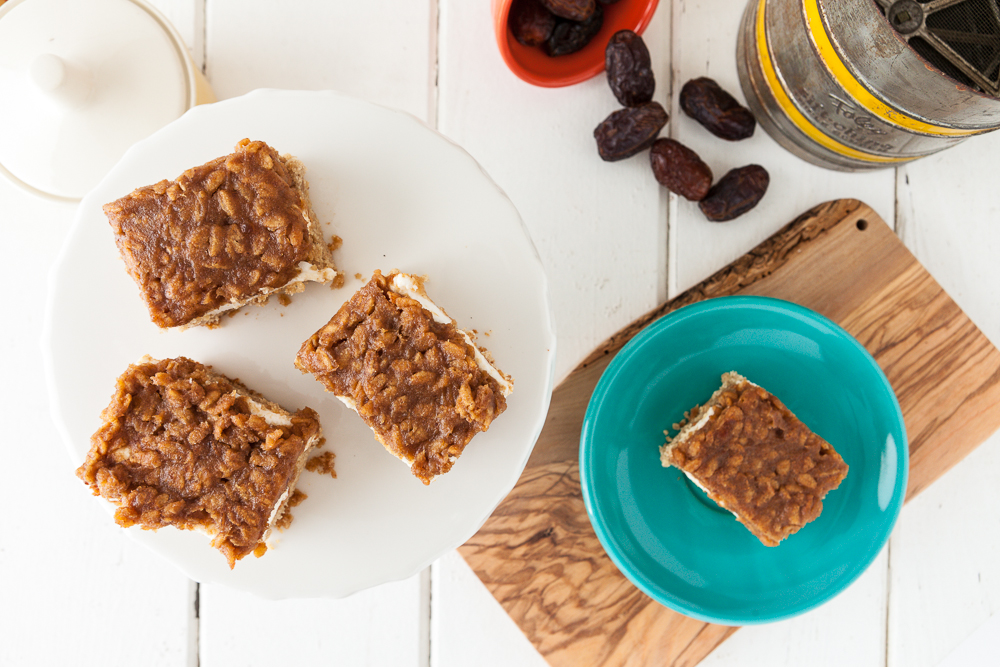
(579, 296, 907, 625)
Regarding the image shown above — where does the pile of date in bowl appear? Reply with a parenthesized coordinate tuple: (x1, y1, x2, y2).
(509, 0, 614, 57)
(595, 30, 769, 222)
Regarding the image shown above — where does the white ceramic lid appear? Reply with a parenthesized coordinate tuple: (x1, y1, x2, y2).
(0, 0, 192, 200)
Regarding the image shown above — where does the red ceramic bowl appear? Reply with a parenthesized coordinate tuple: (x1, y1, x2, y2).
(492, 0, 660, 87)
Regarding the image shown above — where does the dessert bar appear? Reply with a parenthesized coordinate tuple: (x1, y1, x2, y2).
(77, 356, 322, 567)
(103, 139, 339, 328)
(660, 372, 848, 546)
(295, 271, 513, 484)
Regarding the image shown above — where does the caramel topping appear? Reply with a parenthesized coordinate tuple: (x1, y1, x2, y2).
(668, 380, 848, 546)
(295, 271, 508, 484)
(103, 139, 319, 328)
(76, 357, 320, 568)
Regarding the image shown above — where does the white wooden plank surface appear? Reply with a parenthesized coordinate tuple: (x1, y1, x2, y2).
(0, 177, 193, 667)
(204, 0, 435, 122)
(4, 1, 1000, 666)
(700, 550, 889, 667)
(887, 433, 1000, 667)
(938, 612, 1000, 667)
(668, 0, 897, 297)
(200, 570, 429, 667)
(887, 130, 1000, 667)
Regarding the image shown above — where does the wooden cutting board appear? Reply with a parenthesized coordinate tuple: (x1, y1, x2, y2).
(458, 199, 1000, 667)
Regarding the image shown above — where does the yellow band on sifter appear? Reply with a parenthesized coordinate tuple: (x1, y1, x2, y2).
(802, 0, 980, 137)
(755, 0, 910, 163)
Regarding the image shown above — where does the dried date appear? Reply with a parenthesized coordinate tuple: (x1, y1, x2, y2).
(594, 102, 669, 162)
(509, 0, 556, 47)
(698, 165, 769, 221)
(540, 0, 595, 21)
(650, 138, 713, 201)
(606, 30, 655, 107)
(680, 77, 756, 141)
(545, 5, 604, 56)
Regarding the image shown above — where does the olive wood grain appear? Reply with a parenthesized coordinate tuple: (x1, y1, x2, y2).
(458, 199, 1000, 667)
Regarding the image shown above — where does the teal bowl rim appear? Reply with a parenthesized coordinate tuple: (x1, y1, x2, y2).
(579, 295, 908, 625)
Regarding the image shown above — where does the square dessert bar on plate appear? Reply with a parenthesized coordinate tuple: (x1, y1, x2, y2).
(295, 270, 513, 484)
(103, 139, 339, 329)
(661, 372, 849, 546)
(77, 356, 322, 568)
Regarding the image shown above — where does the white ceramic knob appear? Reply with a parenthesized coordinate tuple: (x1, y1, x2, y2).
(29, 53, 93, 108)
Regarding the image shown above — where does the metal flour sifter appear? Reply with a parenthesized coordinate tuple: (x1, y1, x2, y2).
(737, 0, 1000, 170)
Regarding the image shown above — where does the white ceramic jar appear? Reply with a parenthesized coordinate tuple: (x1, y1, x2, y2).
(0, 0, 215, 201)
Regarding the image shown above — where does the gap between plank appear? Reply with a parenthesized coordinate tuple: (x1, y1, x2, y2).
(420, 566, 432, 667)
(424, 2, 440, 663)
(187, 580, 200, 667)
(666, 0, 679, 300)
(428, 0, 441, 129)
(884, 539, 893, 667)
(894, 167, 912, 242)
(193, 0, 207, 74)
(892, 165, 901, 235)
(658, 1, 673, 306)
(885, 161, 903, 667)
(188, 7, 206, 666)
